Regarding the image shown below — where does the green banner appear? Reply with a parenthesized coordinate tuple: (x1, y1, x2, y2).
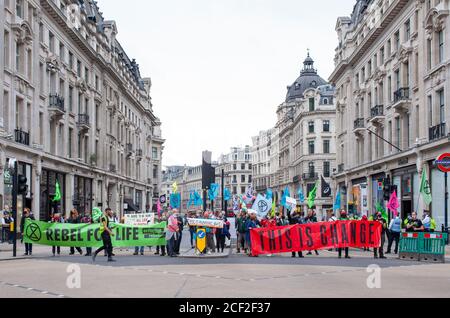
(23, 220, 167, 247)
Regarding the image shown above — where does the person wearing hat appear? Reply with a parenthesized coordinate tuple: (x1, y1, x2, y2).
(374, 212, 387, 259)
(338, 210, 351, 259)
(245, 210, 260, 257)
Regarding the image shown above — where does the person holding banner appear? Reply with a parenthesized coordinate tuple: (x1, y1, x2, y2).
(81, 211, 93, 256)
(92, 208, 116, 262)
(304, 210, 319, 256)
(166, 210, 179, 257)
(235, 210, 248, 254)
(338, 211, 351, 259)
(68, 209, 83, 256)
(245, 211, 260, 257)
(288, 211, 304, 258)
(374, 212, 387, 259)
(155, 212, 167, 256)
(20, 208, 35, 256)
(51, 213, 64, 257)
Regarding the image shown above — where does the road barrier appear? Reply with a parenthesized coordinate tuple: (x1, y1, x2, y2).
(399, 232, 447, 263)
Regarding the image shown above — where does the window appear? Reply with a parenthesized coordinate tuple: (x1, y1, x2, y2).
(439, 30, 445, 63)
(77, 60, 81, 77)
(439, 90, 445, 124)
(309, 98, 315, 112)
(404, 19, 411, 41)
(388, 121, 393, 153)
(233, 164, 237, 170)
(85, 67, 89, 83)
(152, 147, 158, 160)
(323, 162, 331, 178)
(241, 175, 245, 183)
(323, 120, 330, 132)
(395, 117, 401, 150)
(4, 31, 10, 68)
(233, 175, 237, 183)
(59, 43, 65, 61)
(241, 187, 246, 194)
(153, 165, 158, 179)
(68, 86, 73, 112)
(323, 140, 330, 154)
(380, 47, 385, 64)
(428, 95, 433, 127)
(39, 23, 44, 43)
(68, 128, 73, 158)
(308, 162, 315, 174)
(387, 40, 392, 56)
(308, 121, 315, 133)
(427, 38, 432, 69)
(308, 141, 315, 154)
(394, 31, 400, 52)
(388, 76, 392, 102)
(95, 104, 99, 128)
(233, 186, 237, 194)
(248, 175, 252, 183)
(241, 163, 245, 170)
(16, 0, 23, 18)
(49, 32, 55, 53)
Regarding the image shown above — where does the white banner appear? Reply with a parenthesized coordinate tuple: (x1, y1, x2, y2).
(286, 197, 297, 211)
(124, 213, 155, 226)
(187, 218, 224, 229)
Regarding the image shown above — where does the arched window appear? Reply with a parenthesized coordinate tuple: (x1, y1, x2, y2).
(323, 98, 328, 105)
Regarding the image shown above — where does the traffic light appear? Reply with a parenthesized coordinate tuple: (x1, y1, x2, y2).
(383, 178, 391, 201)
(18, 175, 28, 195)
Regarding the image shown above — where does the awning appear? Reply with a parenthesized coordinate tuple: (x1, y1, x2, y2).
(124, 199, 139, 212)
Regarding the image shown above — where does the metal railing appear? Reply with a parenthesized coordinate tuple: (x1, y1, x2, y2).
(126, 143, 133, 153)
(394, 87, 410, 103)
(370, 105, 384, 118)
(429, 123, 446, 141)
(14, 129, 30, 146)
(77, 114, 90, 126)
(302, 172, 319, 180)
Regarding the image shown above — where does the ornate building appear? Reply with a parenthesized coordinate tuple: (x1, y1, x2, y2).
(330, 0, 450, 226)
(0, 0, 164, 226)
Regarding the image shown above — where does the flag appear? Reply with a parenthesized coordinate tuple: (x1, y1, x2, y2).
(224, 188, 231, 201)
(52, 181, 62, 202)
(271, 199, 276, 217)
(187, 191, 195, 209)
(208, 183, 219, 201)
(157, 200, 162, 216)
(334, 191, 341, 211)
(245, 186, 254, 199)
(92, 207, 103, 223)
(252, 194, 272, 218)
(307, 183, 318, 209)
(297, 188, 305, 203)
(266, 189, 273, 201)
(420, 169, 432, 206)
(193, 191, 203, 206)
(232, 195, 239, 212)
(376, 202, 389, 221)
(170, 193, 181, 209)
(387, 191, 399, 217)
(172, 182, 178, 194)
(281, 187, 290, 208)
(321, 176, 331, 198)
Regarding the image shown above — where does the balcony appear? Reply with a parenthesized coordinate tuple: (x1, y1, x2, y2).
(255, 184, 268, 192)
(77, 114, 90, 130)
(392, 87, 411, 112)
(353, 118, 365, 134)
(369, 105, 385, 124)
(302, 172, 319, 181)
(429, 123, 447, 142)
(15, 129, 30, 146)
(109, 164, 116, 173)
(48, 94, 65, 118)
(126, 143, 133, 157)
(338, 164, 345, 173)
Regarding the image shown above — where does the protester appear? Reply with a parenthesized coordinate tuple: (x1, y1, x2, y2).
(92, 208, 116, 262)
(422, 212, 431, 232)
(20, 208, 35, 256)
(67, 209, 83, 255)
(204, 212, 216, 254)
(236, 210, 248, 254)
(386, 214, 401, 255)
(188, 212, 196, 249)
(51, 213, 64, 256)
(215, 213, 227, 253)
(289, 211, 304, 258)
(2, 211, 14, 244)
(361, 215, 370, 252)
(166, 210, 179, 257)
(374, 212, 387, 259)
(1, 205, 11, 243)
(174, 210, 184, 255)
(406, 212, 424, 232)
(304, 209, 319, 256)
(337, 210, 351, 259)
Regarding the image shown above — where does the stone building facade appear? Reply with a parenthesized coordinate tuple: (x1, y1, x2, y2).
(0, 0, 164, 226)
(330, 0, 450, 227)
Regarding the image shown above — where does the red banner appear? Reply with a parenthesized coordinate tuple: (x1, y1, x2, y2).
(250, 221, 382, 256)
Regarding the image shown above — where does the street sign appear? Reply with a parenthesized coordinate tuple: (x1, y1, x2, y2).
(196, 229, 206, 253)
(436, 153, 450, 173)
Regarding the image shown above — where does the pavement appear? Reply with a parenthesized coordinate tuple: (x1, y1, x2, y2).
(1, 226, 450, 298)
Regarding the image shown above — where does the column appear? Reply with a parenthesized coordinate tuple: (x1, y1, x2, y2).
(66, 173, 75, 218)
(32, 156, 41, 220)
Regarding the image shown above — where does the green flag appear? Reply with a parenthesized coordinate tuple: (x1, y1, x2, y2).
(420, 169, 432, 206)
(307, 182, 318, 209)
(92, 207, 103, 223)
(270, 199, 276, 218)
(375, 202, 388, 222)
(52, 181, 61, 202)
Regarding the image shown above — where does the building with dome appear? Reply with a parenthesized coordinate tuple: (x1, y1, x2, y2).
(252, 53, 336, 220)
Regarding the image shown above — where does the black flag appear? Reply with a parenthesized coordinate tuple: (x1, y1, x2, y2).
(321, 176, 331, 198)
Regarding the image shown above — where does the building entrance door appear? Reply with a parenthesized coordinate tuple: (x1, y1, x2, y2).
(401, 200, 412, 220)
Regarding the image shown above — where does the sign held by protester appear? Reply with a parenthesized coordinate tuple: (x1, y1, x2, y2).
(124, 213, 155, 226)
(187, 218, 224, 228)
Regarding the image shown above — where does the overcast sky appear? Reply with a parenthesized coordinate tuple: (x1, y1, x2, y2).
(98, 0, 355, 167)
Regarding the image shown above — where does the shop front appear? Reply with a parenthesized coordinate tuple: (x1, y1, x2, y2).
(40, 169, 65, 221)
(349, 177, 368, 217)
(371, 172, 386, 215)
(431, 165, 449, 230)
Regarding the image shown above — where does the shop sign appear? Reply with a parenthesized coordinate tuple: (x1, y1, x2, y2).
(436, 153, 450, 173)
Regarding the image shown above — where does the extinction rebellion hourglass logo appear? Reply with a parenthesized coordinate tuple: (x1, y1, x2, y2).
(25, 223, 42, 242)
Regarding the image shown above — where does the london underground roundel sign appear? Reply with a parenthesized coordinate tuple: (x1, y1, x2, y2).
(436, 153, 450, 173)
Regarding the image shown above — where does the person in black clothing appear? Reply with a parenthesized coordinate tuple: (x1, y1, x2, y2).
(20, 208, 35, 256)
(406, 212, 425, 232)
(92, 208, 115, 262)
(288, 211, 304, 258)
(374, 212, 387, 259)
(68, 209, 83, 255)
(338, 211, 351, 259)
